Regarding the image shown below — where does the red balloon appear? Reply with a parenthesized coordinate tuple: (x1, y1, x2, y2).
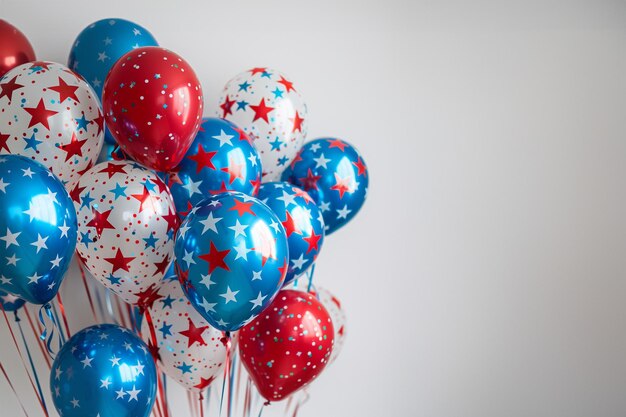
(238, 290, 334, 402)
(0, 20, 36, 78)
(102, 47, 203, 171)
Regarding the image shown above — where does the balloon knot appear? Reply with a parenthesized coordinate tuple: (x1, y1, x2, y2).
(264, 400, 271, 406)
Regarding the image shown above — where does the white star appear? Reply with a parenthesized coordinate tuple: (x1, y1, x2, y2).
(81, 355, 93, 368)
(115, 388, 127, 399)
(228, 219, 248, 238)
(200, 212, 222, 234)
(103, 37, 113, 45)
(248, 152, 258, 167)
(58, 220, 70, 238)
(319, 201, 330, 212)
(110, 355, 121, 367)
(200, 297, 216, 313)
(0, 177, 8, 193)
(133, 28, 142, 36)
(317, 211, 325, 227)
(22, 203, 38, 222)
(100, 377, 111, 389)
(220, 286, 239, 304)
(212, 129, 234, 147)
(268, 219, 280, 233)
(313, 153, 331, 169)
(208, 200, 220, 207)
(337, 205, 352, 219)
(252, 270, 262, 280)
(233, 241, 251, 260)
(183, 178, 202, 196)
(277, 190, 296, 207)
(6, 254, 19, 266)
(200, 273, 215, 288)
(182, 250, 196, 267)
(309, 142, 321, 152)
(0, 228, 20, 248)
(70, 398, 80, 408)
(92, 77, 102, 87)
(27, 272, 42, 284)
(123, 341, 133, 351)
(21, 167, 34, 178)
(54, 386, 60, 397)
(178, 223, 191, 238)
(30, 233, 49, 253)
(216, 318, 228, 327)
(134, 361, 145, 376)
(0, 275, 11, 285)
(99, 332, 109, 340)
(249, 292, 267, 310)
(46, 188, 59, 205)
(127, 385, 141, 402)
(54, 367, 62, 380)
(97, 51, 109, 62)
(291, 253, 306, 270)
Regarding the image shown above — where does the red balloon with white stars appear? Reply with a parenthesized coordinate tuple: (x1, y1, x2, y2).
(0, 61, 104, 190)
(73, 160, 177, 306)
(102, 47, 203, 172)
(238, 289, 334, 402)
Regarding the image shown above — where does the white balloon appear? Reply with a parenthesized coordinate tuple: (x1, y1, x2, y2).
(0, 61, 104, 190)
(315, 287, 347, 364)
(141, 278, 235, 392)
(74, 160, 176, 305)
(217, 68, 307, 182)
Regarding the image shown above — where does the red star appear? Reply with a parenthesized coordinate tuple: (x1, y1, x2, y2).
(70, 184, 86, 203)
(180, 201, 194, 217)
(0, 76, 24, 102)
(179, 318, 209, 348)
(327, 139, 347, 151)
(193, 376, 215, 390)
(250, 178, 261, 195)
(249, 67, 267, 75)
(24, 99, 58, 130)
(176, 266, 193, 292)
(290, 151, 303, 168)
(152, 177, 169, 194)
(49, 77, 79, 103)
(154, 254, 171, 275)
(198, 242, 230, 274)
(220, 95, 236, 118)
(281, 211, 301, 238)
(303, 230, 322, 254)
(104, 248, 134, 273)
(298, 169, 321, 191)
(131, 186, 159, 213)
(293, 187, 314, 203)
(58, 132, 88, 162)
(229, 199, 255, 216)
(87, 208, 115, 237)
(187, 145, 217, 173)
(277, 75, 296, 92)
(249, 98, 274, 123)
(278, 259, 288, 280)
(135, 284, 162, 309)
(0, 132, 10, 152)
(98, 162, 127, 178)
(29, 61, 51, 71)
(221, 162, 244, 184)
(331, 173, 352, 199)
(352, 156, 367, 177)
(92, 113, 104, 136)
(161, 206, 179, 233)
(209, 181, 230, 194)
(290, 111, 304, 133)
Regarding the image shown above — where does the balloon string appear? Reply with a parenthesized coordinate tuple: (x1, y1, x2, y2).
(234, 353, 243, 415)
(199, 391, 205, 417)
(219, 332, 232, 416)
(228, 353, 237, 417)
(39, 303, 62, 357)
(114, 294, 128, 328)
(15, 310, 49, 413)
(55, 292, 72, 339)
(144, 306, 170, 417)
(50, 302, 66, 344)
(307, 263, 316, 293)
(127, 303, 138, 334)
(157, 369, 170, 417)
(243, 377, 251, 417)
(0, 361, 29, 417)
(23, 307, 51, 369)
(77, 259, 98, 322)
(205, 386, 212, 414)
(1, 304, 49, 416)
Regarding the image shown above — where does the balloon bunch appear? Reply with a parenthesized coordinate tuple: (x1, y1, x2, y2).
(0, 16, 367, 416)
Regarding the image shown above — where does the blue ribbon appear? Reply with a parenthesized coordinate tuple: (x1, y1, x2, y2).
(15, 311, 49, 414)
(307, 263, 316, 293)
(38, 303, 63, 358)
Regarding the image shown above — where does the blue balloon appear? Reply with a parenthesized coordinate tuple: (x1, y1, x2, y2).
(174, 192, 288, 332)
(0, 289, 25, 312)
(50, 324, 157, 417)
(0, 155, 77, 304)
(166, 118, 262, 216)
(68, 18, 158, 144)
(282, 138, 368, 235)
(258, 182, 325, 285)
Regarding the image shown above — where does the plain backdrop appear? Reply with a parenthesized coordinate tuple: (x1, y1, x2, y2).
(2, 1, 626, 416)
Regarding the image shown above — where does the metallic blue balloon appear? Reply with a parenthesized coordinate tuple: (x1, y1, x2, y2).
(50, 324, 157, 417)
(174, 192, 288, 332)
(166, 118, 262, 216)
(282, 138, 368, 235)
(0, 155, 77, 304)
(68, 18, 158, 144)
(258, 182, 325, 285)
(0, 289, 25, 312)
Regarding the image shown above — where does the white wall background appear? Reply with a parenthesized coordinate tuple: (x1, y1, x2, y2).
(2, 1, 626, 416)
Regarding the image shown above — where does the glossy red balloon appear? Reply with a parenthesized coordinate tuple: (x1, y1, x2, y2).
(0, 20, 36, 78)
(238, 290, 334, 402)
(102, 47, 203, 171)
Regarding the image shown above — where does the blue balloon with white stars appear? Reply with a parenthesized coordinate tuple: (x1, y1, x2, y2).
(282, 138, 368, 235)
(50, 324, 157, 417)
(166, 117, 262, 217)
(0, 289, 25, 312)
(174, 192, 289, 332)
(258, 182, 325, 285)
(0, 155, 77, 305)
(68, 18, 158, 143)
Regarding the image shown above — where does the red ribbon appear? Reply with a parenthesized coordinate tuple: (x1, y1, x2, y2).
(23, 307, 51, 369)
(55, 292, 72, 339)
(77, 259, 98, 322)
(0, 361, 29, 417)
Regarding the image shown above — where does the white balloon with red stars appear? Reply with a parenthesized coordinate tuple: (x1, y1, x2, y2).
(73, 160, 177, 305)
(217, 67, 307, 182)
(314, 287, 346, 364)
(141, 278, 235, 392)
(0, 61, 104, 190)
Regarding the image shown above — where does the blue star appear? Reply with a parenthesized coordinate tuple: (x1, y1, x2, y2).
(81, 231, 92, 248)
(269, 138, 283, 151)
(261, 71, 272, 79)
(236, 100, 248, 111)
(142, 179, 156, 193)
(176, 361, 192, 374)
(143, 234, 158, 248)
(161, 295, 175, 309)
(106, 274, 121, 285)
(80, 192, 95, 209)
(238, 81, 251, 91)
(110, 183, 127, 200)
(271, 88, 284, 98)
(23, 133, 42, 151)
(75, 115, 90, 131)
(159, 322, 173, 339)
(277, 156, 289, 166)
